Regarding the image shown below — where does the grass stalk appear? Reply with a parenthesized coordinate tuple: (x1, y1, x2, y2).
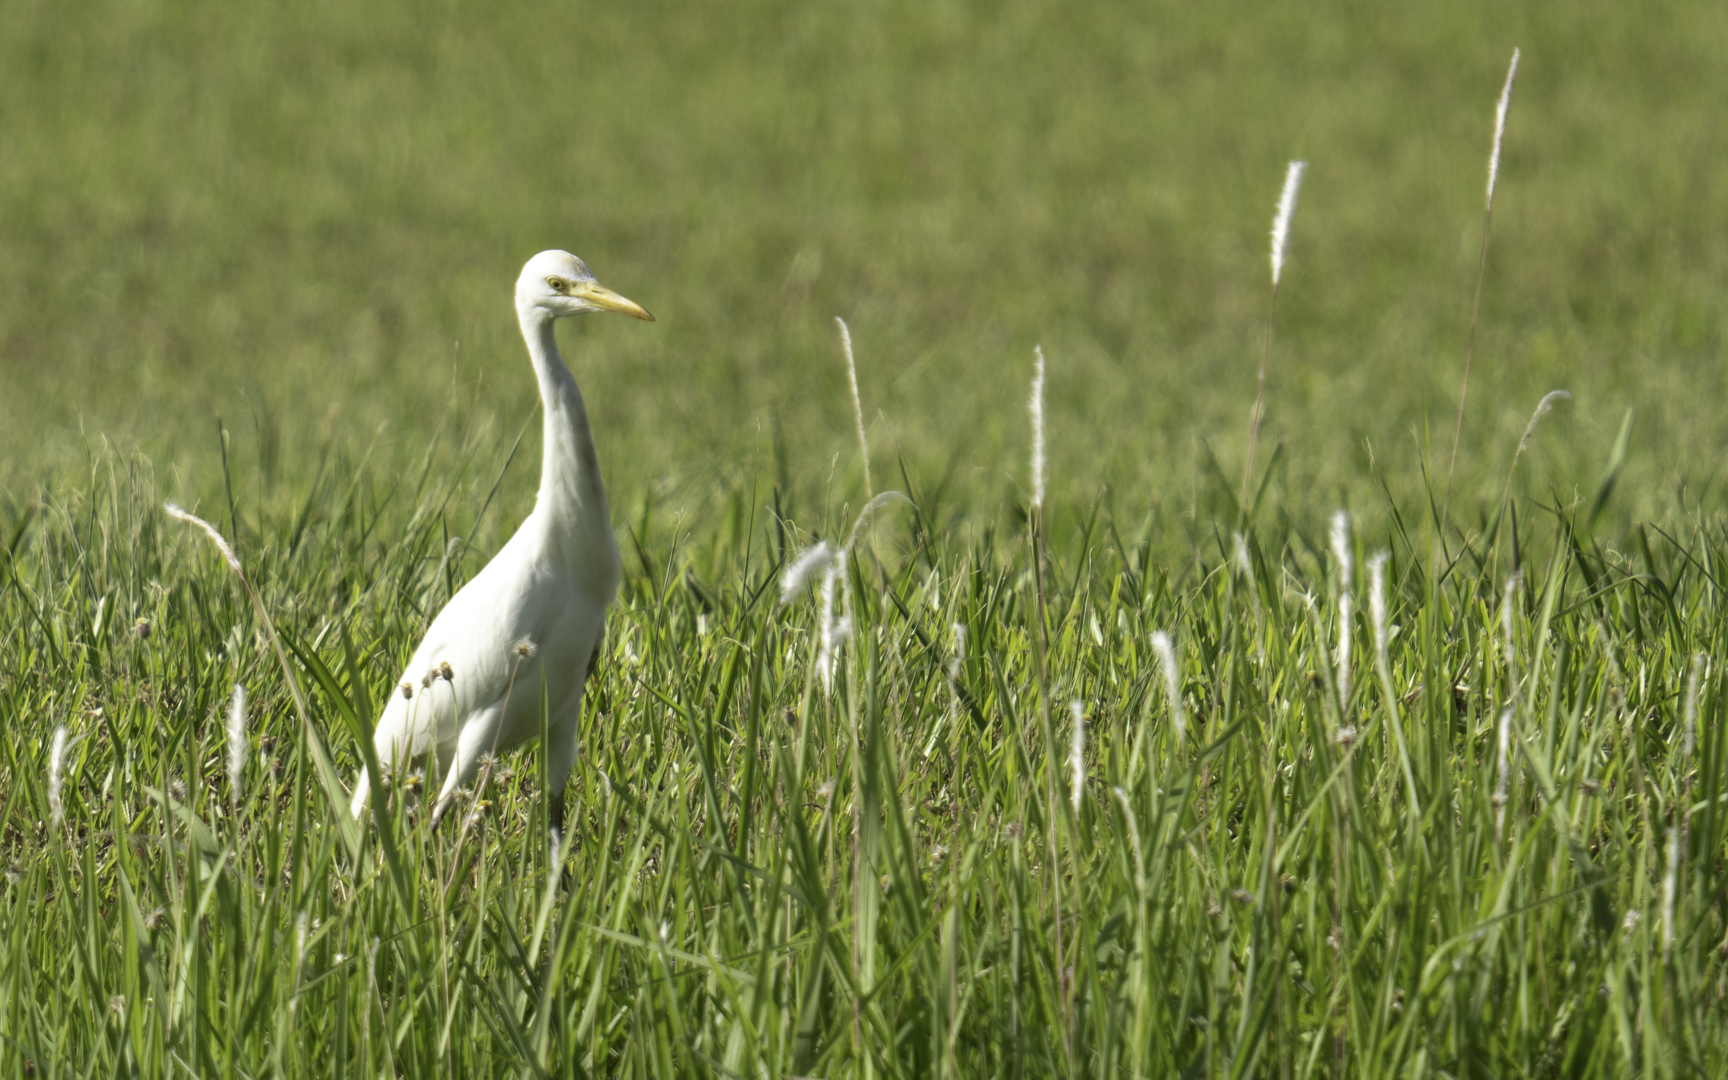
(1443, 48, 1522, 526)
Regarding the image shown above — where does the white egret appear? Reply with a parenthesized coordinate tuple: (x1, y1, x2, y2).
(349, 250, 653, 835)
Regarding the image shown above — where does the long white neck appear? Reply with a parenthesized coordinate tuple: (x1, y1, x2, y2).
(519, 307, 610, 544)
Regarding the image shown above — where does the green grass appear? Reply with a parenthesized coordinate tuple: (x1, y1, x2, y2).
(6, 444, 1728, 1076)
(6, 0, 1728, 1074)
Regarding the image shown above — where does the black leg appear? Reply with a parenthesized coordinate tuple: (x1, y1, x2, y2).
(549, 790, 565, 839)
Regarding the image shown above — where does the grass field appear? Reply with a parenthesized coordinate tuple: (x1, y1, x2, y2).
(5, 0, 1728, 1075)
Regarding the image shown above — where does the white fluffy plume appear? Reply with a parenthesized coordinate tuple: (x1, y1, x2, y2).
(1069, 701, 1087, 812)
(1518, 390, 1571, 453)
(816, 550, 847, 693)
(780, 541, 836, 604)
(227, 684, 248, 805)
(1368, 551, 1391, 660)
(1030, 346, 1047, 512)
(164, 503, 241, 573)
(1270, 160, 1308, 288)
(1486, 49, 1521, 210)
(1151, 631, 1185, 746)
(836, 317, 872, 497)
(48, 725, 70, 829)
(1330, 511, 1352, 703)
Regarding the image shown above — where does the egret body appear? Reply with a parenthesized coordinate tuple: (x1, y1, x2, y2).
(350, 250, 652, 833)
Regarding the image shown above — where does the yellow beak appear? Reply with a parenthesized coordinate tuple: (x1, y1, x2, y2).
(573, 280, 655, 321)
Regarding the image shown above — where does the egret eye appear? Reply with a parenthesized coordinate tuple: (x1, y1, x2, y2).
(547, 277, 565, 292)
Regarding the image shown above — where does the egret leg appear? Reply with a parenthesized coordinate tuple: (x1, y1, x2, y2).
(545, 697, 582, 840)
(549, 636, 602, 840)
(430, 702, 503, 828)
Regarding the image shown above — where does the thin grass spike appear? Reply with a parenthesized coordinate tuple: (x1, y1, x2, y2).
(1444, 47, 1523, 519)
(1245, 160, 1307, 509)
(1069, 701, 1086, 813)
(1368, 551, 1390, 660)
(1331, 511, 1352, 704)
(164, 503, 241, 572)
(817, 551, 845, 694)
(1152, 631, 1184, 746)
(836, 317, 872, 497)
(1270, 160, 1308, 288)
(48, 725, 69, 830)
(1486, 48, 1521, 210)
(1517, 390, 1571, 454)
(1030, 346, 1047, 512)
(227, 685, 248, 807)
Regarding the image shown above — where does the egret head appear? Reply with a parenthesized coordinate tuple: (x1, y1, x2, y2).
(515, 250, 654, 322)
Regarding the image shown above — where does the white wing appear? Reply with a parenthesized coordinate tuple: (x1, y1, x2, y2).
(351, 514, 608, 815)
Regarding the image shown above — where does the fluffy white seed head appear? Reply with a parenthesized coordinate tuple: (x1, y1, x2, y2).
(1501, 572, 1521, 686)
(836, 317, 872, 497)
(950, 622, 967, 682)
(1494, 706, 1514, 837)
(1663, 824, 1680, 952)
(1152, 631, 1185, 746)
(48, 725, 70, 829)
(1368, 551, 1390, 660)
(1329, 510, 1352, 586)
(227, 685, 248, 805)
(1336, 593, 1352, 705)
(1030, 347, 1047, 513)
(1518, 390, 1570, 453)
(163, 503, 241, 574)
(1069, 700, 1087, 813)
(780, 541, 836, 604)
(1683, 654, 1704, 761)
(1486, 48, 1521, 210)
(817, 551, 847, 694)
(1270, 160, 1308, 287)
(1330, 511, 1352, 702)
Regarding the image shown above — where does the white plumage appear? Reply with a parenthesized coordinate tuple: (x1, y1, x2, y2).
(350, 250, 653, 832)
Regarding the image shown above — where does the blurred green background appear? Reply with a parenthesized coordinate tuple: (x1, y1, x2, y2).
(2, 0, 1725, 535)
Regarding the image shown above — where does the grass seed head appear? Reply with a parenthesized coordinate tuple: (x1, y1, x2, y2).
(1494, 706, 1514, 837)
(816, 552, 846, 694)
(1368, 551, 1390, 659)
(1331, 511, 1353, 702)
(1270, 160, 1308, 287)
(1518, 390, 1571, 453)
(836, 317, 872, 497)
(1663, 825, 1680, 951)
(1029, 346, 1046, 513)
(1069, 700, 1087, 812)
(47, 725, 69, 829)
(1683, 653, 1703, 760)
(226, 684, 247, 806)
(163, 503, 241, 574)
(779, 541, 836, 604)
(1329, 510, 1352, 586)
(1152, 631, 1185, 745)
(1487, 48, 1521, 210)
